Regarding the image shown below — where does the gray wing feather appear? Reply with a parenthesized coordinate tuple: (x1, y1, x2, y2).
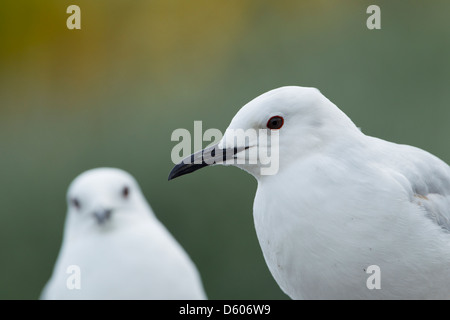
(392, 143, 450, 231)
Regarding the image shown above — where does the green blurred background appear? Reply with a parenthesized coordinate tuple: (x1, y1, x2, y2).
(1, 0, 450, 299)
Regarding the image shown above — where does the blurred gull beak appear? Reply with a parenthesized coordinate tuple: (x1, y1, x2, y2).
(93, 208, 113, 225)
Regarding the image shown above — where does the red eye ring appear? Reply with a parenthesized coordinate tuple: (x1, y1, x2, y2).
(266, 116, 284, 130)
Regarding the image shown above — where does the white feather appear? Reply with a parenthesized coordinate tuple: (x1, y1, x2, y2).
(41, 168, 206, 300)
(218, 86, 450, 299)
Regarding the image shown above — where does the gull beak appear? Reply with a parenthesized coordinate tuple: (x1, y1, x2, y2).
(168, 143, 248, 181)
(93, 208, 113, 225)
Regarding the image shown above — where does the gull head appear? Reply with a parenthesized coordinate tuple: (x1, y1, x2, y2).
(169, 86, 360, 180)
(65, 168, 151, 234)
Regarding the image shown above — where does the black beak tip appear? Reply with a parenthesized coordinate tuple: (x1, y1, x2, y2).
(167, 167, 178, 181)
(168, 162, 183, 181)
(168, 161, 209, 181)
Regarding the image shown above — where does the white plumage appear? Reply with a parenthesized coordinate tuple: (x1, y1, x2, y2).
(170, 86, 450, 299)
(42, 168, 206, 300)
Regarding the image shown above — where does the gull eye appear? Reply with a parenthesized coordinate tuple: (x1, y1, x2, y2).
(267, 116, 284, 130)
(122, 186, 130, 199)
(71, 198, 81, 210)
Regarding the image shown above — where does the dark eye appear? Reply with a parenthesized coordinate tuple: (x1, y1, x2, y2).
(267, 116, 284, 130)
(71, 198, 81, 210)
(122, 186, 130, 199)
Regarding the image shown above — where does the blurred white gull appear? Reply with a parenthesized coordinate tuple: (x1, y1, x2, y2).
(42, 168, 207, 300)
